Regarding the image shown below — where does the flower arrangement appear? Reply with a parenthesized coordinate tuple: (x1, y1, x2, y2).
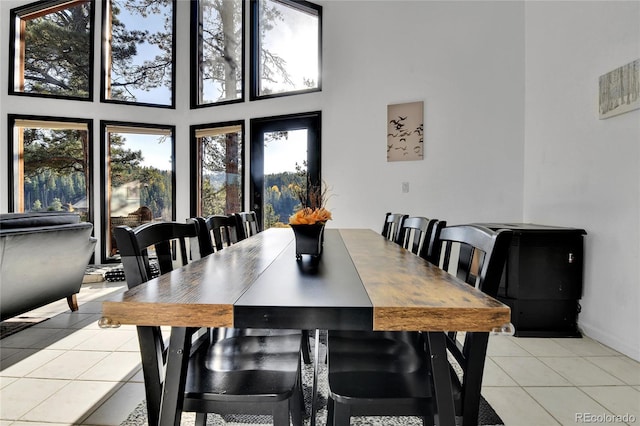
(288, 180, 332, 226)
(289, 207, 332, 225)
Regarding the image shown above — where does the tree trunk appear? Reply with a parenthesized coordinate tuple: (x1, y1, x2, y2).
(225, 133, 240, 213)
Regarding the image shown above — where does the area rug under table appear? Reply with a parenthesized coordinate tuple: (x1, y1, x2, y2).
(121, 334, 503, 426)
(122, 396, 502, 426)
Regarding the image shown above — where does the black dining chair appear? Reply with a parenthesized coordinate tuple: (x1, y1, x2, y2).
(327, 330, 435, 425)
(419, 219, 447, 264)
(191, 214, 313, 365)
(114, 221, 305, 426)
(234, 211, 260, 240)
(396, 216, 436, 255)
(191, 214, 240, 256)
(435, 224, 512, 426)
(325, 217, 445, 425)
(381, 212, 408, 242)
(326, 224, 512, 426)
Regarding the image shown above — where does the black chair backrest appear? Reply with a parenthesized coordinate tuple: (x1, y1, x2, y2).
(381, 212, 408, 242)
(234, 211, 260, 240)
(192, 215, 239, 256)
(419, 219, 447, 264)
(113, 220, 200, 424)
(438, 224, 512, 297)
(435, 224, 512, 426)
(396, 216, 436, 255)
(114, 221, 199, 289)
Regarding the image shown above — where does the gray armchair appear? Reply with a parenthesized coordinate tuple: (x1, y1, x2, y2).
(0, 212, 96, 321)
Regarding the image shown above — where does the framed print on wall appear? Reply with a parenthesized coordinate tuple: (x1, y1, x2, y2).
(599, 59, 640, 119)
(387, 101, 424, 161)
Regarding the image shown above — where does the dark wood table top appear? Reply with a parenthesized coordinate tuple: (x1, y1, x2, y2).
(102, 228, 510, 332)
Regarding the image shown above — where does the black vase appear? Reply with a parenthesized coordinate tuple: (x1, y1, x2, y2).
(291, 223, 325, 259)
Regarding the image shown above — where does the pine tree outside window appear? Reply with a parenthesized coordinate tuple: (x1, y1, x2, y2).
(9, 0, 95, 100)
(250, 0, 322, 100)
(192, 0, 244, 107)
(8, 115, 93, 223)
(190, 122, 244, 216)
(101, 122, 175, 261)
(101, 0, 176, 108)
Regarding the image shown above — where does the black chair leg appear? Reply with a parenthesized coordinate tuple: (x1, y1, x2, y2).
(297, 366, 306, 413)
(137, 326, 165, 426)
(460, 332, 489, 426)
(301, 329, 312, 364)
(426, 332, 456, 426)
(422, 414, 435, 426)
(273, 400, 291, 426)
(194, 412, 206, 425)
(332, 402, 351, 426)
(326, 397, 335, 425)
(292, 388, 304, 426)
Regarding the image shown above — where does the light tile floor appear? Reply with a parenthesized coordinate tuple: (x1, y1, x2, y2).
(1, 280, 639, 426)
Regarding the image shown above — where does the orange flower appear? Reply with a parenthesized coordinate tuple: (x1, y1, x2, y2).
(289, 207, 332, 225)
(288, 180, 333, 225)
(312, 207, 332, 223)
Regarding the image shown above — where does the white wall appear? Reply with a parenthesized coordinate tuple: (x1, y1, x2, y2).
(1, 1, 638, 360)
(524, 1, 640, 360)
(321, 1, 525, 230)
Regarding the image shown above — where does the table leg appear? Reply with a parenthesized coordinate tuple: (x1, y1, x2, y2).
(159, 327, 192, 426)
(426, 331, 456, 426)
(310, 329, 320, 426)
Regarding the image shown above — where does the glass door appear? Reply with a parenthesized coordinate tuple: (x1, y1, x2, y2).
(250, 112, 321, 230)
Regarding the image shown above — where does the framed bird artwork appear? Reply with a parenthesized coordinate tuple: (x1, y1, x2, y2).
(387, 101, 424, 162)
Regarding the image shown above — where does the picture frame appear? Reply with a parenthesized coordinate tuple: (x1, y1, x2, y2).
(387, 101, 424, 162)
(599, 59, 640, 119)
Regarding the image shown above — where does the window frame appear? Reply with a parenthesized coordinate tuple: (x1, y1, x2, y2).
(7, 114, 95, 225)
(190, 120, 245, 216)
(8, 0, 96, 101)
(190, 0, 245, 109)
(250, 0, 322, 101)
(100, 120, 177, 262)
(100, 0, 177, 109)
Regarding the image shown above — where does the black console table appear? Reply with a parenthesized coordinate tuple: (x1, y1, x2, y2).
(476, 223, 586, 337)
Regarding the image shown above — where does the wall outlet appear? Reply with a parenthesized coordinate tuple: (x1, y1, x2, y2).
(402, 182, 410, 193)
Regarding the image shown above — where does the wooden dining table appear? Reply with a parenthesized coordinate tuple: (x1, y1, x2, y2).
(102, 228, 511, 426)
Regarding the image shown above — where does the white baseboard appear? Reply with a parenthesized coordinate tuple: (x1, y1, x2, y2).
(579, 320, 640, 362)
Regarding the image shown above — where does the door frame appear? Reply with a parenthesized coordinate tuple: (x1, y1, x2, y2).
(249, 111, 321, 229)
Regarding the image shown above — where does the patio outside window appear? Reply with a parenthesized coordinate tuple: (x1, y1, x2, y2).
(103, 123, 175, 260)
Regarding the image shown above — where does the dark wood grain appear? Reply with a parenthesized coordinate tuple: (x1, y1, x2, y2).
(103, 228, 510, 332)
(338, 229, 511, 331)
(102, 229, 294, 327)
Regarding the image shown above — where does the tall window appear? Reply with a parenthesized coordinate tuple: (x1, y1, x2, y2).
(9, 0, 95, 100)
(190, 122, 244, 216)
(191, 0, 244, 107)
(101, 0, 176, 108)
(101, 122, 175, 261)
(251, 0, 322, 99)
(8, 115, 93, 223)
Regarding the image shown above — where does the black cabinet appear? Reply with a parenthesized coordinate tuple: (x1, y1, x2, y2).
(476, 223, 586, 337)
